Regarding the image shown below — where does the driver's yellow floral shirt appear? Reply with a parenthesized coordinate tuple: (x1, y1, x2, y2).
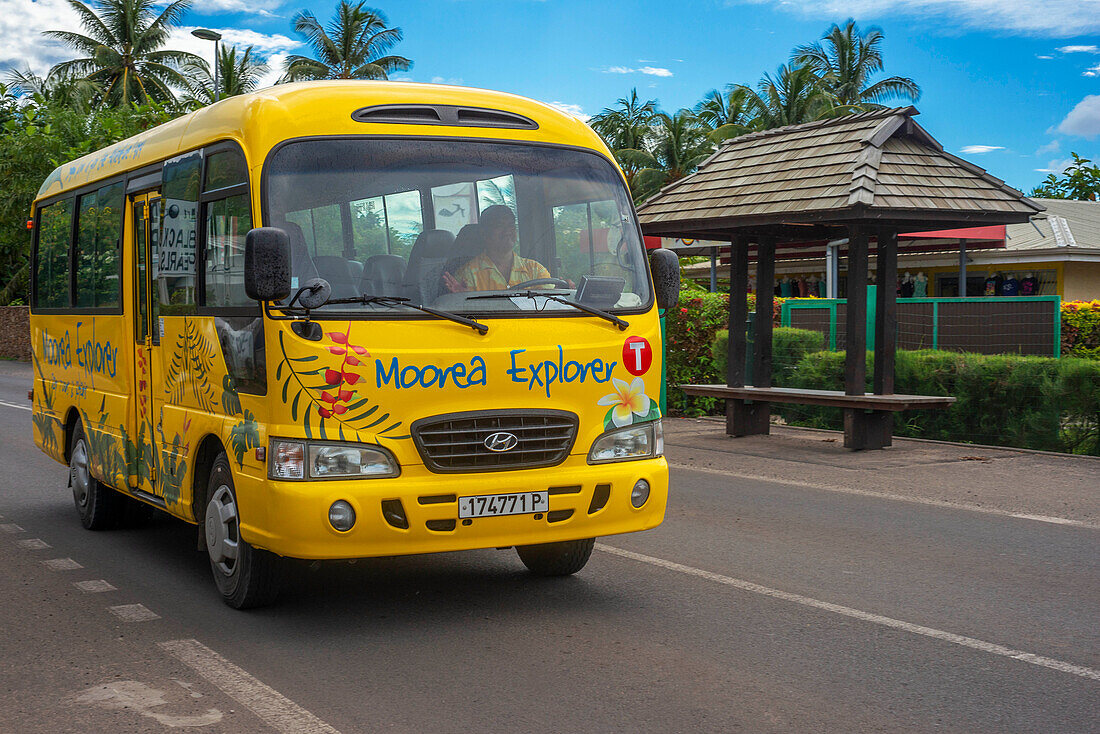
(453, 252, 551, 291)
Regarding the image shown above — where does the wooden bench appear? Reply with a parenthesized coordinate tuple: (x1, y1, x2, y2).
(681, 385, 956, 450)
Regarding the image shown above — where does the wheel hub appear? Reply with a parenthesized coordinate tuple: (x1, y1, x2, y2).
(70, 440, 90, 509)
(205, 484, 239, 576)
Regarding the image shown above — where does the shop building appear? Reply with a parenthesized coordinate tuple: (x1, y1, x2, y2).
(669, 198, 1100, 301)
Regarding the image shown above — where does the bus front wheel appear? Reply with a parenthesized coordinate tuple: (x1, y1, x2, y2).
(204, 453, 280, 609)
(70, 421, 121, 530)
(516, 538, 595, 576)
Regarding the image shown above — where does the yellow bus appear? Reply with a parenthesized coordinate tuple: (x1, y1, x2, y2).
(29, 81, 679, 608)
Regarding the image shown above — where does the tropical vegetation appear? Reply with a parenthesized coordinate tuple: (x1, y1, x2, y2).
(592, 20, 922, 202)
(1030, 153, 1100, 201)
(281, 1, 411, 81)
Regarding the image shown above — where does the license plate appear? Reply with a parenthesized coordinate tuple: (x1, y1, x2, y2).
(458, 491, 548, 519)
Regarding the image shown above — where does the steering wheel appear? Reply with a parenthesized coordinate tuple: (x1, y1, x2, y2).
(508, 277, 570, 290)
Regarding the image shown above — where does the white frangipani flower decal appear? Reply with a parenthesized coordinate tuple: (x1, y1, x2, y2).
(597, 377, 651, 427)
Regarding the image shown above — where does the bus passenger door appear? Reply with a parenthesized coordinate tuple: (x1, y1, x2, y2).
(130, 192, 159, 496)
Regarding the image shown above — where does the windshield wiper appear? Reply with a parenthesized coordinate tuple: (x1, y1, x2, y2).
(321, 295, 489, 335)
(468, 291, 628, 331)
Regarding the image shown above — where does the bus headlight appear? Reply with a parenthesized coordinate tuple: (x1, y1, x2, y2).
(587, 420, 663, 464)
(270, 439, 399, 480)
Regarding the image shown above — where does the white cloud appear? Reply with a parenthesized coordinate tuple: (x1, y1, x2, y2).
(1056, 44, 1100, 53)
(1035, 139, 1060, 156)
(548, 101, 588, 121)
(1035, 157, 1074, 173)
(1036, 54, 1054, 59)
(185, 0, 283, 15)
(960, 145, 1004, 154)
(1056, 95, 1100, 139)
(600, 65, 673, 77)
(429, 76, 464, 85)
(732, 0, 1100, 35)
(0, 0, 85, 76)
(1084, 63, 1100, 77)
(169, 27, 300, 87)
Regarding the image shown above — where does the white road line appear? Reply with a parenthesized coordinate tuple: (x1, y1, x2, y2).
(667, 462, 1096, 529)
(1, 523, 24, 533)
(74, 579, 116, 593)
(17, 538, 50, 550)
(159, 639, 341, 734)
(596, 543, 1100, 683)
(0, 399, 31, 412)
(43, 557, 83, 571)
(109, 604, 160, 622)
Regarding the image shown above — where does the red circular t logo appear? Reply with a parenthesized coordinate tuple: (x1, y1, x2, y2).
(622, 336, 652, 376)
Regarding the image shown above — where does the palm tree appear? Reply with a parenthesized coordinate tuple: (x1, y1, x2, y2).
(694, 84, 756, 142)
(589, 88, 658, 152)
(6, 68, 100, 113)
(45, 0, 200, 106)
(739, 63, 838, 130)
(793, 19, 920, 108)
(589, 89, 659, 192)
(629, 110, 714, 202)
(281, 1, 410, 81)
(181, 45, 270, 106)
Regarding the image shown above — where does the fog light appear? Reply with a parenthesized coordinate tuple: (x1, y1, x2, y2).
(630, 479, 650, 508)
(328, 500, 356, 532)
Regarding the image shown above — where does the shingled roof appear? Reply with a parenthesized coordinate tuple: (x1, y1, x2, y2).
(636, 107, 1044, 239)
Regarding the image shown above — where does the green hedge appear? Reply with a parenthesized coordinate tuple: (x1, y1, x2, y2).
(712, 327, 824, 385)
(778, 350, 1100, 455)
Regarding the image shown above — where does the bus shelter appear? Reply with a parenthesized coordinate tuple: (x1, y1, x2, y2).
(636, 107, 1044, 449)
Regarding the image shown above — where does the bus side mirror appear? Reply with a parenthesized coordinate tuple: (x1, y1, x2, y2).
(245, 227, 292, 302)
(649, 248, 680, 310)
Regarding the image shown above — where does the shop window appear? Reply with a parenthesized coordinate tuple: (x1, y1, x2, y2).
(34, 198, 73, 308)
(74, 181, 124, 309)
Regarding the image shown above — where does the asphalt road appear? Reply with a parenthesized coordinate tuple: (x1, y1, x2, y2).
(0, 362, 1096, 733)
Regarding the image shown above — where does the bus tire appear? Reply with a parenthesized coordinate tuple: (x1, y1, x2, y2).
(204, 453, 280, 609)
(516, 537, 595, 576)
(70, 421, 121, 530)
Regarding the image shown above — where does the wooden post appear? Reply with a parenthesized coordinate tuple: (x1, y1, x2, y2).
(727, 237, 748, 388)
(844, 227, 868, 397)
(725, 236, 765, 436)
(754, 236, 776, 389)
(874, 229, 897, 396)
(844, 226, 878, 449)
(725, 235, 773, 436)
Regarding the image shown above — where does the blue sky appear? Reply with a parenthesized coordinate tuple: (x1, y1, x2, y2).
(3, 0, 1098, 192)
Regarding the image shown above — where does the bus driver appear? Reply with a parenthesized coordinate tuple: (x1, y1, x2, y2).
(443, 205, 551, 292)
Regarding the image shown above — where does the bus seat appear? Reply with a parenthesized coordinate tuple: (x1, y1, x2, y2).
(346, 259, 364, 281)
(444, 224, 484, 278)
(361, 254, 406, 297)
(403, 229, 455, 303)
(281, 221, 319, 283)
(313, 256, 361, 300)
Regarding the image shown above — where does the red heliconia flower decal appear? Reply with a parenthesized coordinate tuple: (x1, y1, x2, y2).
(311, 326, 370, 421)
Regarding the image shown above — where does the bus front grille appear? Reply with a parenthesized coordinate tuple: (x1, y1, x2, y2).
(411, 410, 578, 473)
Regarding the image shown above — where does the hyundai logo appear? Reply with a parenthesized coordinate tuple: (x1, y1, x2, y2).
(483, 431, 519, 452)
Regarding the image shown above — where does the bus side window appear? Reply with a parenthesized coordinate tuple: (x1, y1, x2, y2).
(74, 181, 124, 309)
(158, 151, 201, 314)
(203, 194, 253, 307)
(33, 198, 74, 309)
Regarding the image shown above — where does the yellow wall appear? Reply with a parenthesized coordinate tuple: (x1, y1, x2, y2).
(1064, 261, 1100, 301)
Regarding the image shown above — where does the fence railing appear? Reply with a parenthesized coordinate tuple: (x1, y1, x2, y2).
(780, 289, 1062, 357)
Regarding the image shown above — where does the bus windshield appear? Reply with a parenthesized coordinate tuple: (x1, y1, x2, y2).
(265, 138, 651, 315)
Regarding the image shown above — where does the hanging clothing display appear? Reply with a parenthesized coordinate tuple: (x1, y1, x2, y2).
(1020, 276, 1039, 296)
(984, 274, 1003, 296)
(913, 275, 928, 297)
(1001, 276, 1020, 296)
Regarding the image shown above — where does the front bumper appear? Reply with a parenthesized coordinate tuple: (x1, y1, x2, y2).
(235, 456, 668, 560)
